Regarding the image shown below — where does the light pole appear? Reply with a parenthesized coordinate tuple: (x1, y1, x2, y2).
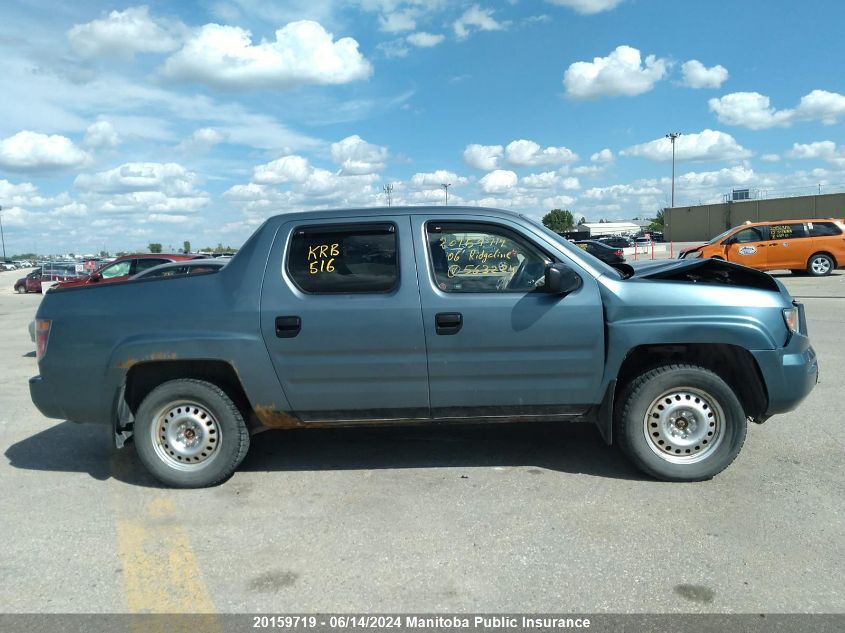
(665, 132, 681, 207)
(441, 182, 451, 206)
(382, 183, 393, 207)
(0, 205, 6, 261)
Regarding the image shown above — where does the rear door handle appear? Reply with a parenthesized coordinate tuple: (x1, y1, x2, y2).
(275, 316, 302, 338)
(435, 312, 462, 335)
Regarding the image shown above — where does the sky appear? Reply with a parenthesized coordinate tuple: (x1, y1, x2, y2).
(1, 0, 845, 255)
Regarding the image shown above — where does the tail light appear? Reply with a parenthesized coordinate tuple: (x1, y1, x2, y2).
(36, 319, 51, 360)
(614, 249, 623, 256)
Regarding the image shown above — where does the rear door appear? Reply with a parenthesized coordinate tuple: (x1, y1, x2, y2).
(767, 223, 809, 270)
(725, 225, 769, 269)
(412, 214, 605, 418)
(260, 215, 429, 422)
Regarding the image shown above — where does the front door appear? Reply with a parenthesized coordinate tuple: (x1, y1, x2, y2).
(412, 215, 605, 418)
(260, 215, 429, 421)
(725, 225, 769, 269)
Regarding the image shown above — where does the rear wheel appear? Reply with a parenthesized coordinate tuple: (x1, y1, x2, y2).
(133, 379, 250, 488)
(615, 364, 747, 481)
(807, 253, 834, 277)
(16, 286, 25, 294)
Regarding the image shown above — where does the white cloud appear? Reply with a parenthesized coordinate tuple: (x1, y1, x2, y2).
(788, 141, 845, 167)
(505, 139, 578, 166)
(681, 60, 728, 89)
(74, 162, 200, 196)
(621, 129, 751, 162)
(253, 155, 312, 184)
(100, 191, 208, 214)
(479, 169, 518, 193)
(545, 0, 624, 13)
(453, 5, 508, 39)
(564, 45, 668, 99)
(177, 127, 228, 153)
(545, 0, 624, 14)
(330, 135, 388, 174)
(407, 32, 445, 47)
(709, 89, 845, 129)
(674, 165, 756, 189)
(591, 148, 614, 163)
(542, 195, 577, 208)
(520, 171, 559, 189)
(160, 21, 372, 90)
(83, 120, 121, 149)
(68, 6, 182, 59)
(760, 154, 780, 162)
(379, 9, 418, 33)
(708, 92, 792, 129)
(463, 144, 503, 170)
(409, 170, 468, 189)
(0, 131, 90, 173)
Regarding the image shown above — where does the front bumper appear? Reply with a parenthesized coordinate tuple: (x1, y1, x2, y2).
(751, 332, 818, 417)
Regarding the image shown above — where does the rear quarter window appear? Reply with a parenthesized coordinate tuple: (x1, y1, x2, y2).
(807, 222, 843, 237)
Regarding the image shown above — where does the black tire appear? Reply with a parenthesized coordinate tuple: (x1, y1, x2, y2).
(134, 379, 250, 488)
(16, 286, 25, 294)
(806, 253, 834, 277)
(614, 364, 747, 482)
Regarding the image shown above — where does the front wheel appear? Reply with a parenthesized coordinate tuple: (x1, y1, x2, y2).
(134, 379, 250, 488)
(16, 286, 25, 294)
(807, 253, 834, 277)
(615, 364, 747, 481)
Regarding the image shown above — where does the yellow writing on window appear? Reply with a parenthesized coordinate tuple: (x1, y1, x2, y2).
(307, 242, 339, 274)
(770, 225, 793, 239)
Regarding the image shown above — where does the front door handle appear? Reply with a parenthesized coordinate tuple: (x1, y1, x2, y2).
(275, 316, 301, 338)
(435, 312, 462, 335)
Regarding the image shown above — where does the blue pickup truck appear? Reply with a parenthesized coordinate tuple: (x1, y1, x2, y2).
(30, 207, 818, 487)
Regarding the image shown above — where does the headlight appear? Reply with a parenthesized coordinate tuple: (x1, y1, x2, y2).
(782, 307, 799, 334)
(682, 250, 702, 259)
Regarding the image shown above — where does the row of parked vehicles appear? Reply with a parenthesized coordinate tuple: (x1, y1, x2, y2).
(2, 259, 37, 271)
(14, 253, 228, 293)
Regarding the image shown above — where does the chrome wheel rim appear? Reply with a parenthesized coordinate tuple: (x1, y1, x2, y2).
(811, 257, 831, 275)
(643, 387, 724, 464)
(151, 401, 221, 471)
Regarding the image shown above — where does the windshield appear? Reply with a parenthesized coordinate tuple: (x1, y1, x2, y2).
(519, 214, 624, 279)
(706, 228, 735, 245)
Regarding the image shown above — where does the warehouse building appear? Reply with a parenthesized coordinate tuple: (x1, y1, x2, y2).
(665, 192, 845, 242)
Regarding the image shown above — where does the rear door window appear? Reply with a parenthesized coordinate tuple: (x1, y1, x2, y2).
(133, 258, 170, 274)
(769, 224, 806, 240)
(287, 223, 398, 294)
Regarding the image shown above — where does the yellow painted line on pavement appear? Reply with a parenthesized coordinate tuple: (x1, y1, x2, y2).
(111, 456, 221, 630)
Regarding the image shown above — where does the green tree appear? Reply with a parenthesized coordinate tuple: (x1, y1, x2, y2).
(148, 243, 163, 253)
(649, 209, 666, 232)
(183, 240, 191, 254)
(578, 216, 587, 226)
(541, 208, 575, 233)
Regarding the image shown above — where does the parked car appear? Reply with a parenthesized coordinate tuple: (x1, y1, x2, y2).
(30, 206, 817, 487)
(634, 237, 652, 247)
(678, 218, 845, 276)
(597, 236, 631, 249)
(573, 240, 626, 265)
(131, 259, 227, 280)
(54, 253, 203, 289)
(14, 268, 43, 293)
(36, 263, 81, 290)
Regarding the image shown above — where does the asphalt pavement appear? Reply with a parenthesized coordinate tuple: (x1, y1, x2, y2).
(0, 267, 842, 614)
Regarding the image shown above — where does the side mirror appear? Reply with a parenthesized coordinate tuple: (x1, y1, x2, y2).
(544, 263, 582, 295)
(90, 273, 102, 282)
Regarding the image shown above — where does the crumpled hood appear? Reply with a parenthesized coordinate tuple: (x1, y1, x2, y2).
(626, 257, 781, 292)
